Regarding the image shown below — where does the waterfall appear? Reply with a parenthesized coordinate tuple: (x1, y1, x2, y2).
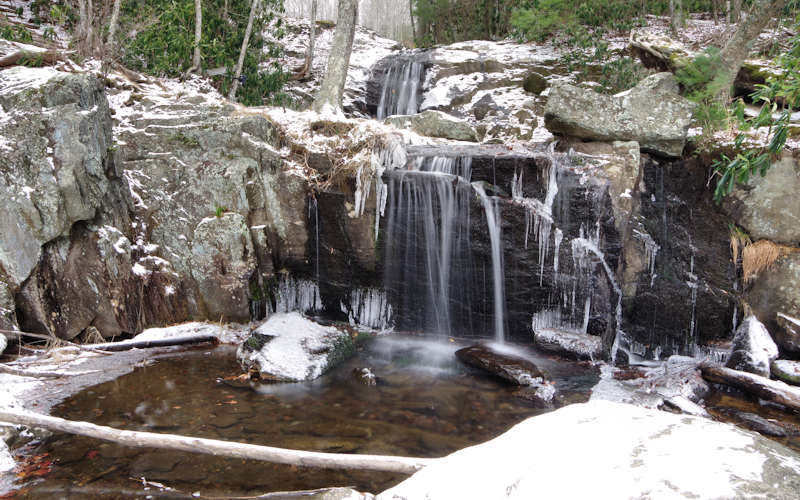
(377, 58, 425, 119)
(473, 182, 506, 343)
(383, 157, 473, 336)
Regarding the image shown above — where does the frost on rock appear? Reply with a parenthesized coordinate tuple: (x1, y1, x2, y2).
(533, 328, 603, 361)
(237, 312, 355, 382)
(379, 400, 800, 500)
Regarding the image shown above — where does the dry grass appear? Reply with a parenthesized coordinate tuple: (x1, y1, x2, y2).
(742, 239, 798, 282)
(729, 226, 751, 266)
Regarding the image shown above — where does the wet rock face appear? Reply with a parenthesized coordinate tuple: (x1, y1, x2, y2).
(544, 73, 694, 158)
(625, 155, 736, 357)
(726, 316, 779, 378)
(724, 152, 800, 245)
(747, 254, 800, 357)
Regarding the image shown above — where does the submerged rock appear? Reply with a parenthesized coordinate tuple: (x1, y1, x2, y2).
(384, 110, 478, 142)
(726, 316, 779, 378)
(237, 312, 355, 382)
(377, 401, 800, 500)
(733, 412, 790, 438)
(544, 72, 694, 157)
(772, 359, 800, 386)
(455, 344, 556, 406)
(533, 328, 604, 360)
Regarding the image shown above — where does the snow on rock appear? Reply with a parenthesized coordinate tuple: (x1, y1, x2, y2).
(726, 316, 779, 378)
(378, 400, 800, 500)
(533, 328, 603, 361)
(237, 312, 355, 382)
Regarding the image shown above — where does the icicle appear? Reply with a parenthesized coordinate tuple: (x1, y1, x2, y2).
(341, 288, 394, 331)
(553, 228, 563, 275)
(274, 275, 322, 313)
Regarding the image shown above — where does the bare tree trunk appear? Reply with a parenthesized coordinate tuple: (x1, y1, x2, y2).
(726, 0, 731, 24)
(77, 0, 87, 55)
(409, 0, 416, 42)
(0, 408, 435, 474)
(712, 0, 719, 24)
(105, 0, 122, 64)
(86, 0, 95, 56)
(733, 0, 743, 23)
(669, 0, 677, 34)
(301, 0, 317, 76)
(193, 0, 202, 70)
(312, 0, 358, 113)
(228, 0, 260, 101)
(717, 0, 788, 100)
(701, 364, 800, 412)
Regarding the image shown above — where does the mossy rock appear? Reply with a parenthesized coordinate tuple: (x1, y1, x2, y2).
(523, 72, 548, 95)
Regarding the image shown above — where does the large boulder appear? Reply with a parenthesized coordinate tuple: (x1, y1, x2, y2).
(190, 214, 257, 323)
(0, 280, 16, 332)
(747, 254, 800, 357)
(726, 316, 779, 377)
(544, 73, 694, 157)
(237, 312, 355, 382)
(384, 110, 478, 142)
(0, 68, 119, 287)
(724, 152, 800, 245)
(378, 401, 800, 500)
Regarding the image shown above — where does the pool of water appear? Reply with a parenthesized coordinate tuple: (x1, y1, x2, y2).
(12, 335, 599, 498)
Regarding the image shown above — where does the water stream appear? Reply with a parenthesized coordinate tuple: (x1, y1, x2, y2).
(16, 340, 599, 498)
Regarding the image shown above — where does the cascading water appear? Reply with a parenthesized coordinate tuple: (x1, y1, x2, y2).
(472, 182, 506, 343)
(376, 58, 425, 119)
(382, 156, 474, 336)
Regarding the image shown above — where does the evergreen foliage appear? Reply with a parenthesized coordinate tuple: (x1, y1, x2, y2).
(119, 0, 288, 106)
(709, 30, 800, 201)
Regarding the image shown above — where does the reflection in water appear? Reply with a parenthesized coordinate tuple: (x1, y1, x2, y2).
(15, 336, 599, 498)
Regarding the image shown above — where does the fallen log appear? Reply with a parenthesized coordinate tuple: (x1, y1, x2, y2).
(88, 334, 219, 352)
(0, 49, 70, 68)
(0, 364, 67, 379)
(700, 363, 800, 413)
(0, 408, 435, 474)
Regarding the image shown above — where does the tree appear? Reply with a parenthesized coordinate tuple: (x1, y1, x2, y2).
(294, 0, 317, 79)
(229, 0, 261, 101)
(716, 0, 788, 100)
(313, 0, 358, 112)
(105, 0, 122, 65)
(193, 0, 203, 70)
(669, 0, 683, 34)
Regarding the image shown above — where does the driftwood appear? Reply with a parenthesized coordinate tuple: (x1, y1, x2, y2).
(0, 328, 114, 356)
(0, 363, 66, 379)
(0, 408, 435, 474)
(700, 363, 800, 413)
(0, 49, 70, 68)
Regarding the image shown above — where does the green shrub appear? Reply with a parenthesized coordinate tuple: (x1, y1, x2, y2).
(119, 0, 286, 106)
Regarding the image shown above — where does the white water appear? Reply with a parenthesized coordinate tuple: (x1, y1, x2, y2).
(473, 182, 506, 343)
(377, 58, 425, 119)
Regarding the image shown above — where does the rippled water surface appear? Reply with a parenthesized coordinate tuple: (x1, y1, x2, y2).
(15, 336, 599, 498)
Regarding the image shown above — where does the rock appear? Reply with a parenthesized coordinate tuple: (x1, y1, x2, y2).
(189, 214, 257, 323)
(544, 73, 694, 157)
(522, 72, 548, 94)
(377, 401, 800, 500)
(385, 110, 478, 142)
(661, 395, 710, 417)
(455, 344, 547, 385)
(237, 312, 355, 382)
(0, 68, 120, 287)
(724, 152, 800, 245)
(533, 328, 604, 361)
(734, 412, 789, 438)
(747, 254, 800, 356)
(0, 280, 16, 332)
(726, 316, 779, 377)
(471, 93, 498, 121)
(353, 367, 377, 386)
(455, 344, 556, 406)
(772, 359, 800, 385)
